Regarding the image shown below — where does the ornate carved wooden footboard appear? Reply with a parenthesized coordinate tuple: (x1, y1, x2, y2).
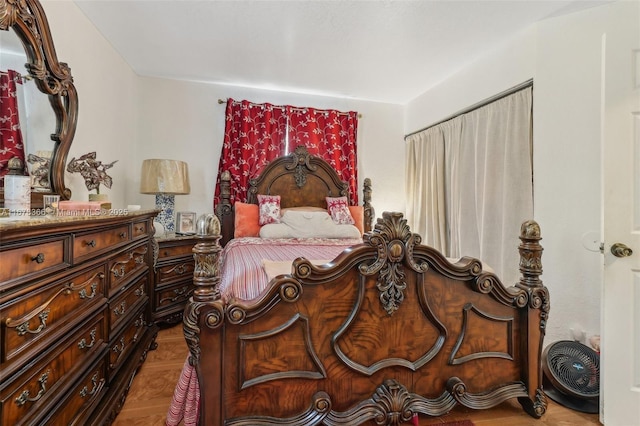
(183, 212, 548, 425)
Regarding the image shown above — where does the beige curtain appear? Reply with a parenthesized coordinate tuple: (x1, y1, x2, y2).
(405, 87, 533, 284)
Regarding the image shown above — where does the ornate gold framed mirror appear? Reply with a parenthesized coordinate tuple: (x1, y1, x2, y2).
(0, 0, 77, 208)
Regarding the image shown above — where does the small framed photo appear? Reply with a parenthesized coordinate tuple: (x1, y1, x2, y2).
(176, 211, 196, 235)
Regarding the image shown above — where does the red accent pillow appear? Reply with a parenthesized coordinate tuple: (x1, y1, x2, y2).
(234, 202, 260, 238)
(326, 196, 355, 225)
(257, 194, 281, 225)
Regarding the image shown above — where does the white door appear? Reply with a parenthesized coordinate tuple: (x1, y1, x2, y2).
(602, 1, 640, 425)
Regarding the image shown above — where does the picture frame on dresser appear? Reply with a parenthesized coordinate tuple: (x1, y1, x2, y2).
(176, 211, 196, 235)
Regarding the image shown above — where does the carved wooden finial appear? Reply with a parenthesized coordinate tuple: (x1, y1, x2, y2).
(363, 178, 374, 232)
(518, 220, 543, 288)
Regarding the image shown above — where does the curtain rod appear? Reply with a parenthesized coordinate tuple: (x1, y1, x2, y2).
(404, 79, 533, 140)
(218, 98, 362, 118)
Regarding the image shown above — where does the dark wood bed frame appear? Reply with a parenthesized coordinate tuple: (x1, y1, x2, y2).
(183, 147, 549, 425)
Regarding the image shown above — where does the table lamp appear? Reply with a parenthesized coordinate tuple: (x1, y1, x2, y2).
(140, 159, 190, 232)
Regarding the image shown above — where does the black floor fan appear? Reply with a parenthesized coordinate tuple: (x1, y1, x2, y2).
(541, 340, 600, 413)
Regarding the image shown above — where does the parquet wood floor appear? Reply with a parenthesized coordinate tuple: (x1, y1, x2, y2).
(113, 324, 602, 426)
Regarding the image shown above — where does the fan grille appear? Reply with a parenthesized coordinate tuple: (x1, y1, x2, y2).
(544, 341, 599, 398)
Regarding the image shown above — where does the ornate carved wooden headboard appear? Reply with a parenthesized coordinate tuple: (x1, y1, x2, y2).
(215, 146, 373, 245)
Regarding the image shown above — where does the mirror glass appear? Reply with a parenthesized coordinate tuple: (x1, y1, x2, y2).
(0, 0, 78, 208)
(1, 27, 57, 191)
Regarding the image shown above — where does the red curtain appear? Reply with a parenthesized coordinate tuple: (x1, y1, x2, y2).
(286, 106, 358, 203)
(214, 99, 358, 207)
(0, 70, 27, 185)
(215, 99, 288, 205)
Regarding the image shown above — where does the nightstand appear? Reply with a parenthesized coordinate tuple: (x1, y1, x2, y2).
(152, 233, 198, 325)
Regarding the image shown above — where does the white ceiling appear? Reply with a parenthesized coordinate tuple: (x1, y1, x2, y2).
(73, 0, 612, 104)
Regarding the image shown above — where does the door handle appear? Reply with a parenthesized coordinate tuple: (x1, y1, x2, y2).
(611, 243, 633, 258)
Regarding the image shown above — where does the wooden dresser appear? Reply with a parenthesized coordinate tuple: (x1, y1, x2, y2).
(0, 210, 158, 425)
(152, 233, 197, 325)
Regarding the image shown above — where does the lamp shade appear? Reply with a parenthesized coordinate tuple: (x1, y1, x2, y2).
(140, 159, 190, 195)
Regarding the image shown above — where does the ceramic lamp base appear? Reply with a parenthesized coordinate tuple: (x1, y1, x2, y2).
(155, 193, 175, 231)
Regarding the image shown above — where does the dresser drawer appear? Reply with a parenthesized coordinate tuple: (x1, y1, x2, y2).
(107, 242, 149, 296)
(73, 225, 131, 263)
(41, 356, 107, 426)
(0, 236, 70, 286)
(108, 307, 146, 380)
(0, 312, 107, 426)
(131, 220, 149, 239)
(2, 264, 107, 369)
(110, 277, 148, 333)
(155, 259, 195, 286)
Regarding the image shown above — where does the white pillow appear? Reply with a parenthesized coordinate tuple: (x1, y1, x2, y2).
(259, 210, 361, 239)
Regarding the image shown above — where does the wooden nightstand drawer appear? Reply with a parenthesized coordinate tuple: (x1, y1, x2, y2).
(2, 264, 107, 370)
(0, 236, 70, 285)
(155, 281, 193, 311)
(157, 243, 194, 260)
(109, 277, 147, 333)
(0, 312, 107, 426)
(74, 225, 131, 263)
(155, 260, 195, 285)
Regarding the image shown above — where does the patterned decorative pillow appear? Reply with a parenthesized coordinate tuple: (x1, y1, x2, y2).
(257, 194, 281, 225)
(326, 196, 355, 225)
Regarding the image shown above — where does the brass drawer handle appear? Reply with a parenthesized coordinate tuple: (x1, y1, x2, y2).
(80, 373, 105, 398)
(135, 226, 145, 233)
(119, 232, 127, 238)
(113, 302, 126, 317)
(85, 239, 96, 248)
(134, 285, 145, 297)
(159, 286, 190, 305)
(31, 253, 45, 263)
(78, 328, 97, 349)
(12, 309, 50, 336)
(110, 337, 127, 368)
(15, 370, 50, 406)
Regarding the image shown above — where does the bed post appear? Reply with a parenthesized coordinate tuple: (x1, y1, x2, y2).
(515, 220, 549, 418)
(215, 170, 233, 246)
(183, 215, 225, 425)
(363, 177, 374, 233)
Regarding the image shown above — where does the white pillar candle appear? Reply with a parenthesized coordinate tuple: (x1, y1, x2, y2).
(5, 174, 31, 217)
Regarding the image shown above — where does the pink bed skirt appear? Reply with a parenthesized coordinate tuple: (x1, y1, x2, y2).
(166, 358, 200, 426)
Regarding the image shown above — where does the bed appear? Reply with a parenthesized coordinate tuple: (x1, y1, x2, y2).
(168, 146, 549, 425)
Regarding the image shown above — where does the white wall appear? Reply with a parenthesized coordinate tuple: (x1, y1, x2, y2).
(43, 0, 138, 209)
(132, 78, 405, 219)
(405, 3, 622, 345)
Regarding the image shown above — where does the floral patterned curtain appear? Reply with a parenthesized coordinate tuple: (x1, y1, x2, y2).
(286, 106, 358, 203)
(214, 99, 358, 207)
(0, 70, 27, 185)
